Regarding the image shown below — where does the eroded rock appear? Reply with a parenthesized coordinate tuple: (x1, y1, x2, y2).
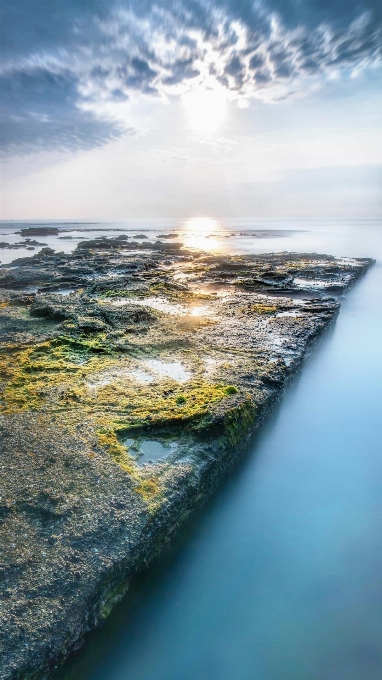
(0, 239, 373, 679)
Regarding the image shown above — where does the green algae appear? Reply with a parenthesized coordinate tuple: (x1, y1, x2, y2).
(99, 289, 135, 299)
(223, 397, 257, 449)
(0, 330, 246, 502)
(0, 335, 116, 411)
(0, 335, 238, 419)
(242, 303, 278, 315)
(225, 385, 238, 395)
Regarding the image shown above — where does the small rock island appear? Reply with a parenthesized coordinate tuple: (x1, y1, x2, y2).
(0, 237, 373, 679)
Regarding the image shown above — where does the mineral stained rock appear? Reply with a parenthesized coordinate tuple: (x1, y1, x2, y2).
(0, 238, 372, 679)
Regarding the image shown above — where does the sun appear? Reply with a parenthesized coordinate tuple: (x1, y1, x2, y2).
(179, 217, 226, 253)
(182, 88, 228, 131)
(185, 217, 217, 236)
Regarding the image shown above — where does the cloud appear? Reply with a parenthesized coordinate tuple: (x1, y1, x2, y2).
(1, 0, 381, 155)
(0, 68, 130, 155)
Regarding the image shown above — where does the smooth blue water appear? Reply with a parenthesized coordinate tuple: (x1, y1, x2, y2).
(13, 218, 381, 680)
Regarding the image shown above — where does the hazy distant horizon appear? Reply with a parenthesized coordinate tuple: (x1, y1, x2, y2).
(1, 215, 382, 224)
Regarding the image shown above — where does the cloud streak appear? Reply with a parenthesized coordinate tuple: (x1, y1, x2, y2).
(1, 0, 381, 154)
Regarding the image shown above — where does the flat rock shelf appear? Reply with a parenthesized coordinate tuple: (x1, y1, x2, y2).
(0, 237, 373, 680)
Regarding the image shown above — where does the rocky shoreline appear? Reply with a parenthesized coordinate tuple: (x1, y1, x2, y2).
(0, 236, 373, 679)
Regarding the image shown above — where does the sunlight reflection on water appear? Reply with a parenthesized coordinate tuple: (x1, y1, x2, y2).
(178, 216, 229, 253)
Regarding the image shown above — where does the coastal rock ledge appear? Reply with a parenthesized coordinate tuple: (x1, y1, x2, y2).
(0, 239, 373, 679)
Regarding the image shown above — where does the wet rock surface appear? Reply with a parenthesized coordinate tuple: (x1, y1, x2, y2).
(0, 238, 373, 679)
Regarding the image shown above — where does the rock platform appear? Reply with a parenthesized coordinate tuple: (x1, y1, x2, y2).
(0, 238, 373, 679)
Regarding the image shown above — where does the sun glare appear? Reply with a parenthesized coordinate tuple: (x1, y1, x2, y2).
(182, 88, 228, 131)
(179, 217, 226, 253)
(186, 217, 217, 236)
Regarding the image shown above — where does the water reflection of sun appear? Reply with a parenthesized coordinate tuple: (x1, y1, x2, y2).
(179, 217, 226, 253)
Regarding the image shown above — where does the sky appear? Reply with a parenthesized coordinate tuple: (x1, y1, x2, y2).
(0, 0, 381, 220)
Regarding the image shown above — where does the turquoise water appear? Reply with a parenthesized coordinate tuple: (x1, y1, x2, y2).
(6, 219, 381, 680)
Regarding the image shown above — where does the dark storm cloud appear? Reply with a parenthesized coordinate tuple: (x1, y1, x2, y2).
(1, 0, 381, 155)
